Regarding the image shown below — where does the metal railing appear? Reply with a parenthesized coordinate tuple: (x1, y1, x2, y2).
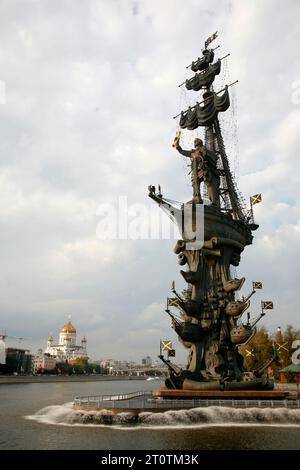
(74, 390, 151, 406)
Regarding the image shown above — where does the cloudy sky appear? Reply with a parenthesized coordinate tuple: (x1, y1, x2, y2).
(0, 0, 299, 362)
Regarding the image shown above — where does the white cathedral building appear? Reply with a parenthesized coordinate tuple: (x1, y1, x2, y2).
(45, 320, 88, 362)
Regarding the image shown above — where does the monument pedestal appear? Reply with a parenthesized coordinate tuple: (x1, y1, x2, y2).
(153, 388, 290, 399)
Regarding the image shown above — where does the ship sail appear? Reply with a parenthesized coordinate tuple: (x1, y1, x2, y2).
(185, 60, 221, 91)
(191, 49, 214, 72)
(179, 87, 230, 129)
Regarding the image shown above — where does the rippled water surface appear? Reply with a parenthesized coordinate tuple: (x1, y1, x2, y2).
(1, 380, 300, 450)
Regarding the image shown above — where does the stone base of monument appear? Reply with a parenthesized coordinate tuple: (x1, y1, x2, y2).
(153, 388, 290, 399)
(73, 388, 298, 417)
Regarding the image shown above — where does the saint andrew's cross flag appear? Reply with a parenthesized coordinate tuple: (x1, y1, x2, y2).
(168, 297, 179, 307)
(261, 301, 274, 310)
(161, 340, 173, 352)
(253, 281, 263, 290)
(250, 194, 262, 205)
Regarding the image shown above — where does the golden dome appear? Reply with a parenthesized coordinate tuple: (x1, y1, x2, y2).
(60, 320, 76, 334)
(48, 335, 53, 342)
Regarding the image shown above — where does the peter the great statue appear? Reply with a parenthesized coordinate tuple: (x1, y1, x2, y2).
(149, 33, 274, 391)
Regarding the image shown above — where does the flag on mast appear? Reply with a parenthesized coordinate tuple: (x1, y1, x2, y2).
(261, 301, 274, 310)
(168, 297, 179, 307)
(205, 31, 218, 48)
(253, 281, 263, 290)
(250, 194, 262, 205)
(161, 340, 173, 352)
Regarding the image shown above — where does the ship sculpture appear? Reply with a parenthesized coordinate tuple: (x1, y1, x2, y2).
(149, 33, 274, 391)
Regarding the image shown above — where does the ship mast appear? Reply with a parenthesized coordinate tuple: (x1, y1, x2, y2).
(178, 32, 247, 221)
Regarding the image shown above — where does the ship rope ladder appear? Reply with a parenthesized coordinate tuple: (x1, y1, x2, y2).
(214, 118, 248, 221)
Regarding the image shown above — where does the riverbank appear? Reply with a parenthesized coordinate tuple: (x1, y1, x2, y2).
(0, 375, 147, 385)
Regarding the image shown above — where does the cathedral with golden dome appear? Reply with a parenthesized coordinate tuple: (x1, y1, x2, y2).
(45, 320, 88, 362)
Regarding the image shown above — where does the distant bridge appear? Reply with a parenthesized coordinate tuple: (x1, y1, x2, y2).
(108, 365, 167, 377)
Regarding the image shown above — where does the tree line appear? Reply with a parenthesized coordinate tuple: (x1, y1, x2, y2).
(240, 324, 300, 380)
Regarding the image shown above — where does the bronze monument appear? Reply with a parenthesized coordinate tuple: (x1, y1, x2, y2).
(149, 33, 274, 392)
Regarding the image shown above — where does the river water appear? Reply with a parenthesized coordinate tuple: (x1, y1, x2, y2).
(0, 380, 300, 450)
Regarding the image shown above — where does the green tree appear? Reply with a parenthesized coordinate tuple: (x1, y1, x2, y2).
(240, 327, 274, 371)
(56, 361, 70, 375)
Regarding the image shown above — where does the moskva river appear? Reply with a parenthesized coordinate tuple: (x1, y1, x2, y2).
(1, 380, 300, 450)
